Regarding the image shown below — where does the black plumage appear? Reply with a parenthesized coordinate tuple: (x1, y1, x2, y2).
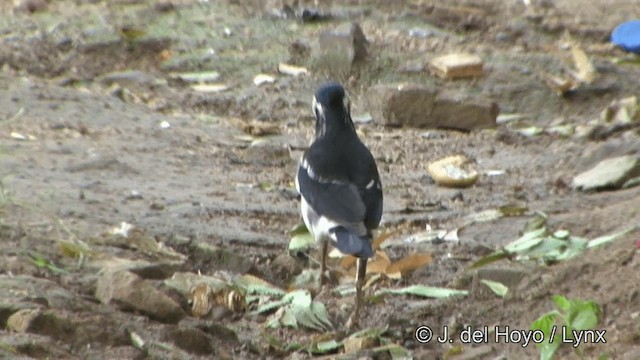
(295, 81, 383, 328)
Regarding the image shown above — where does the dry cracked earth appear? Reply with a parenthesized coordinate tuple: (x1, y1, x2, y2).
(1, 0, 640, 359)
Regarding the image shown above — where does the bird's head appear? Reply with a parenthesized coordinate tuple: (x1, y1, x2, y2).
(312, 82, 355, 138)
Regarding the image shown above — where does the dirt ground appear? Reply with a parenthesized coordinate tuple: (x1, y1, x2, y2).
(1, 0, 640, 359)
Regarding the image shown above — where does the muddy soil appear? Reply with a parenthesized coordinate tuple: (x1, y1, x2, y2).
(1, 0, 640, 359)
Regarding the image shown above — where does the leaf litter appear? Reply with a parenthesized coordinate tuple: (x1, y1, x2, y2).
(469, 212, 639, 268)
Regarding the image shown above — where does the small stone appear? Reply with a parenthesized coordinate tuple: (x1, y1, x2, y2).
(190, 242, 255, 274)
(429, 53, 484, 79)
(572, 155, 640, 191)
(95, 269, 185, 323)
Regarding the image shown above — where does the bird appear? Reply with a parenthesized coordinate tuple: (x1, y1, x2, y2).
(295, 81, 383, 329)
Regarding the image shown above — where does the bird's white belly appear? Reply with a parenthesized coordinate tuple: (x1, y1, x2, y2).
(300, 197, 335, 244)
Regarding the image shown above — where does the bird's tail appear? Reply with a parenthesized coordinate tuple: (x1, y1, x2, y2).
(330, 226, 375, 259)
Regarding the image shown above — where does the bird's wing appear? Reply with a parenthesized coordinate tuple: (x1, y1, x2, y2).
(361, 171, 383, 231)
(296, 159, 366, 225)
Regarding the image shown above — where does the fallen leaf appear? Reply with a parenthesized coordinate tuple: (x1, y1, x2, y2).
(189, 283, 214, 317)
(191, 84, 229, 93)
(569, 39, 597, 84)
(545, 74, 575, 96)
(480, 279, 509, 297)
(376, 285, 468, 298)
(236, 274, 286, 297)
(278, 63, 309, 76)
(170, 71, 220, 83)
(288, 224, 315, 253)
(385, 252, 432, 279)
(340, 230, 397, 269)
(253, 74, 276, 86)
(366, 251, 392, 274)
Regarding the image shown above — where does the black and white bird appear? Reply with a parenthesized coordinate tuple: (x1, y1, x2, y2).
(295, 82, 383, 328)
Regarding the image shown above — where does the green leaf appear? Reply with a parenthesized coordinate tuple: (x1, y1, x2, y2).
(588, 226, 638, 248)
(266, 290, 333, 331)
(376, 285, 468, 298)
(523, 212, 547, 232)
(552, 295, 571, 314)
(480, 279, 509, 297)
(312, 339, 342, 354)
(553, 230, 570, 239)
(504, 226, 547, 253)
(236, 274, 286, 297)
(288, 224, 315, 252)
(467, 250, 510, 269)
(571, 308, 598, 330)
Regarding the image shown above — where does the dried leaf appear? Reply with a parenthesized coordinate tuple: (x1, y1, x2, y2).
(191, 84, 229, 93)
(170, 71, 220, 83)
(341, 231, 397, 269)
(367, 251, 392, 274)
(545, 74, 575, 96)
(570, 40, 596, 84)
(385, 252, 432, 278)
(278, 63, 308, 76)
(189, 283, 214, 317)
(253, 74, 276, 86)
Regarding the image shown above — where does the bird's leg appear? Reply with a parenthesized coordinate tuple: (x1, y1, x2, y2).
(319, 239, 329, 287)
(346, 257, 367, 329)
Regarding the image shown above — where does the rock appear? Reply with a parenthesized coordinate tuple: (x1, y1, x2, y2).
(271, 253, 304, 280)
(429, 53, 484, 79)
(0, 332, 71, 359)
(318, 22, 368, 64)
(168, 327, 214, 355)
(366, 84, 438, 128)
(190, 242, 255, 274)
(89, 257, 181, 280)
(197, 321, 240, 345)
(0, 275, 77, 325)
(164, 272, 228, 298)
(572, 155, 640, 191)
(431, 91, 499, 131)
(7, 309, 75, 340)
(315, 22, 368, 78)
(95, 269, 185, 323)
(366, 84, 498, 130)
